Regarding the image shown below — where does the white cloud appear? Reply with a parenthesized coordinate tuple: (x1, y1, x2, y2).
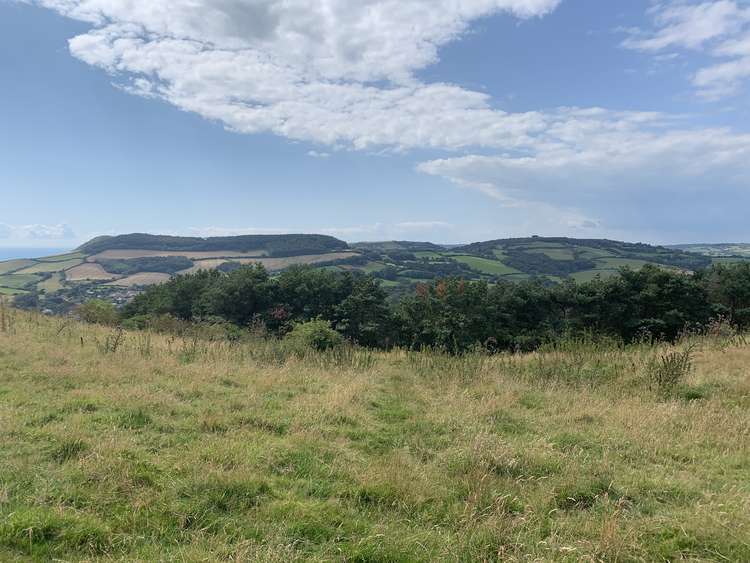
(320, 221, 455, 241)
(307, 150, 331, 159)
(21, 0, 560, 151)
(623, 1, 750, 99)
(187, 226, 291, 237)
(0, 223, 77, 240)
(21, 0, 750, 239)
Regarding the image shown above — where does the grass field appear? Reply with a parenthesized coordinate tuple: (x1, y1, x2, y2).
(0, 260, 35, 275)
(451, 255, 523, 276)
(90, 250, 268, 261)
(37, 273, 65, 294)
(67, 263, 119, 282)
(525, 248, 576, 261)
(106, 272, 173, 287)
(15, 258, 83, 275)
(0, 274, 43, 290)
(0, 287, 26, 295)
(37, 252, 85, 263)
(0, 307, 748, 561)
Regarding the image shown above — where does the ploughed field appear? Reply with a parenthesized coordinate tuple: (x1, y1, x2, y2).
(0, 309, 748, 561)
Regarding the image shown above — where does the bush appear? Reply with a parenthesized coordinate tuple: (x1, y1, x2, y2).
(647, 347, 694, 393)
(77, 299, 119, 326)
(284, 319, 345, 352)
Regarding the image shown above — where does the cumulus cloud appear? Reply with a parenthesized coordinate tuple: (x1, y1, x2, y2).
(320, 221, 455, 241)
(187, 226, 291, 237)
(21, 0, 750, 239)
(0, 223, 77, 240)
(307, 150, 331, 159)
(623, 1, 750, 99)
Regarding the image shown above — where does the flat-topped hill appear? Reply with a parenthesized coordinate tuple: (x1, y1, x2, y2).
(78, 233, 349, 257)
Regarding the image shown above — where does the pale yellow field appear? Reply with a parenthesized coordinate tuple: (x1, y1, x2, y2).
(37, 273, 65, 293)
(37, 252, 85, 263)
(106, 272, 172, 287)
(0, 259, 35, 275)
(66, 263, 119, 282)
(16, 258, 83, 274)
(88, 249, 267, 261)
(182, 252, 359, 274)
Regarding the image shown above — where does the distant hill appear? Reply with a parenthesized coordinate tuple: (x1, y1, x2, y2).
(348, 236, 712, 287)
(0, 233, 743, 312)
(669, 243, 750, 258)
(78, 233, 348, 257)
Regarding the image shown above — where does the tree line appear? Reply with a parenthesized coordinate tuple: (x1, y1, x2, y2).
(111, 262, 750, 353)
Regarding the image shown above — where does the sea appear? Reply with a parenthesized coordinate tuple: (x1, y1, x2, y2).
(0, 248, 72, 261)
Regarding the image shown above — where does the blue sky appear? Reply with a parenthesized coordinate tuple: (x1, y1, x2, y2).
(2, 0, 750, 248)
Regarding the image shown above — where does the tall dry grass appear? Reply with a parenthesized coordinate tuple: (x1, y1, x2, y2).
(0, 305, 748, 561)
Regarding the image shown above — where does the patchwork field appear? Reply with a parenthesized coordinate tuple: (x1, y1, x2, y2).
(670, 243, 750, 257)
(1, 236, 744, 309)
(181, 252, 359, 274)
(349, 238, 713, 288)
(0, 309, 747, 561)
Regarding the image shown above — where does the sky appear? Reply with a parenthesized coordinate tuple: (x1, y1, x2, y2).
(2, 0, 750, 248)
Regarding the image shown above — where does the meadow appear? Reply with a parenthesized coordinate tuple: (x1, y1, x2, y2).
(0, 305, 748, 561)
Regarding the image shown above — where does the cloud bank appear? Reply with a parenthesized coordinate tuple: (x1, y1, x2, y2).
(0, 223, 76, 240)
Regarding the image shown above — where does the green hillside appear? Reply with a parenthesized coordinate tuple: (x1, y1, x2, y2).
(1, 235, 741, 312)
(346, 237, 715, 291)
(78, 233, 347, 257)
(670, 243, 750, 258)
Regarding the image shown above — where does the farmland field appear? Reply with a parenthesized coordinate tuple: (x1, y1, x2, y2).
(450, 255, 523, 276)
(525, 247, 576, 260)
(0, 260, 35, 275)
(0, 274, 43, 289)
(37, 273, 65, 293)
(181, 252, 359, 274)
(106, 272, 172, 287)
(37, 252, 86, 263)
(66, 263, 119, 282)
(0, 287, 26, 295)
(16, 258, 83, 274)
(0, 309, 747, 561)
(90, 249, 267, 261)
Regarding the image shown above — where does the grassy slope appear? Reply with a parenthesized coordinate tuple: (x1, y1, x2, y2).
(0, 237, 730, 299)
(0, 274, 43, 290)
(354, 238, 718, 288)
(0, 309, 748, 561)
(670, 244, 750, 257)
(450, 255, 523, 276)
(15, 258, 83, 274)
